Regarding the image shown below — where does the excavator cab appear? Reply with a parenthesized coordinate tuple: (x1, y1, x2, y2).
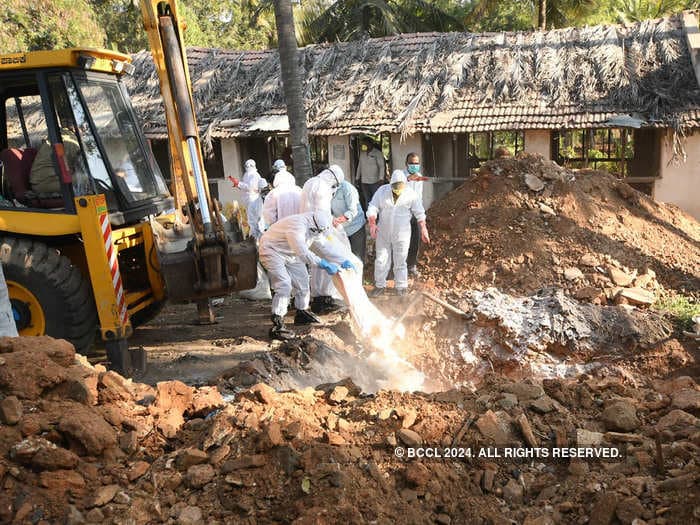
(0, 48, 257, 374)
(0, 52, 172, 221)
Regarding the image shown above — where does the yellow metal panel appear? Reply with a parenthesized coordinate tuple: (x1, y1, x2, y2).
(74, 195, 132, 340)
(125, 289, 152, 305)
(0, 48, 131, 74)
(0, 210, 81, 236)
(127, 296, 156, 316)
(112, 224, 145, 250)
(125, 289, 155, 317)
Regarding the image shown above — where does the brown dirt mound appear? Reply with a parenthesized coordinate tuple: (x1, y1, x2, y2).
(421, 154, 700, 300)
(2, 336, 698, 524)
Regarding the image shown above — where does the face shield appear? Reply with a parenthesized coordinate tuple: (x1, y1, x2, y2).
(319, 167, 344, 195)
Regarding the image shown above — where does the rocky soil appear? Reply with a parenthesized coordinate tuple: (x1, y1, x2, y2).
(0, 333, 698, 524)
(0, 155, 698, 524)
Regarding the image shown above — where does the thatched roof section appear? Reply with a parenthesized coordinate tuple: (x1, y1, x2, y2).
(125, 13, 700, 141)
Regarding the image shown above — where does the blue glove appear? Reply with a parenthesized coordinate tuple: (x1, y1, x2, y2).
(340, 259, 355, 271)
(319, 258, 339, 275)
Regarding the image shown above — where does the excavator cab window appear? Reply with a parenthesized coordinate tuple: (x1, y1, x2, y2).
(0, 73, 90, 210)
(0, 67, 171, 222)
(72, 74, 169, 205)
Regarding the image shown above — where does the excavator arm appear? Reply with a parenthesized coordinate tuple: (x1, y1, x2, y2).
(139, 0, 256, 302)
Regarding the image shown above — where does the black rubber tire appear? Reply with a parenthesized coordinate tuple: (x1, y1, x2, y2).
(0, 237, 98, 355)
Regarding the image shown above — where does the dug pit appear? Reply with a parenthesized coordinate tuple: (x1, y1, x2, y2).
(216, 286, 676, 398)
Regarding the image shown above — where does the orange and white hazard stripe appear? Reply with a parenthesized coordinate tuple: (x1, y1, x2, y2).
(99, 213, 129, 325)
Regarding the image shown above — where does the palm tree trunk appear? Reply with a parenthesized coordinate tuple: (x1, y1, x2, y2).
(537, 0, 547, 30)
(273, 0, 313, 183)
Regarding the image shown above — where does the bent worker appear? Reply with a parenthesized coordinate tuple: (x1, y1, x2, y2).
(258, 210, 353, 340)
(367, 170, 430, 297)
(301, 165, 361, 313)
(262, 164, 302, 228)
(230, 159, 268, 240)
(331, 178, 366, 263)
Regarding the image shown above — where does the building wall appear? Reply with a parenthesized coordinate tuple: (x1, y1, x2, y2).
(221, 138, 243, 179)
(216, 138, 244, 209)
(656, 130, 700, 220)
(524, 130, 552, 158)
(328, 135, 351, 181)
(390, 134, 422, 170)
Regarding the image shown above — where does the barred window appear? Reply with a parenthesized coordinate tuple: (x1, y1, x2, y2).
(554, 128, 634, 177)
(468, 131, 524, 164)
(309, 135, 328, 173)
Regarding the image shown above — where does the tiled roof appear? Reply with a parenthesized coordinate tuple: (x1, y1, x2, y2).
(125, 13, 700, 139)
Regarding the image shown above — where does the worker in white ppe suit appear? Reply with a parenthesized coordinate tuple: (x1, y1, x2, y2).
(259, 210, 353, 340)
(367, 170, 430, 297)
(262, 167, 302, 229)
(272, 159, 296, 188)
(301, 165, 362, 313)
(229, 159, 268, 240)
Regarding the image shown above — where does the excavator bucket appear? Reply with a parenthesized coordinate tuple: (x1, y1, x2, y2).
(151, 219, 257, 302)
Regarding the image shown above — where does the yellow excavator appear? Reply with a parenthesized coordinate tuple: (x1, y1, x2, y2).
(0, 0, 257, 373)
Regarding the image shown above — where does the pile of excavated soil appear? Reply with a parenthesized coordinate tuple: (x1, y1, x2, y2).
(3, 335, 698, 524)
(421, 154, 700, 302)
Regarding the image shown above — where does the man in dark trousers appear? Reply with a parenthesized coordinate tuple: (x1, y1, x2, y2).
(356, 137, 385, 207)
(404, 152, 429, 277)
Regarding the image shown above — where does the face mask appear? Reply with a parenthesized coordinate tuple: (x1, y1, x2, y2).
(407, 164, 420, 175)
(391, 182, 405, 196)
(361, 144, 368, 152)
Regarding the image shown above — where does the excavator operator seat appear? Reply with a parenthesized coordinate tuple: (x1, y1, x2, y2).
(0, 147, 63, 208)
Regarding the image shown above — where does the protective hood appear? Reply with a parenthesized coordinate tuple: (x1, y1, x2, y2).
(273, 159, 286, 171)
(244, 159, 256, 170)
(310, 210, 333, 234)
(390, 170, 407, 185)
(319, 165, 345, 187)
(273, 169, 295, 188)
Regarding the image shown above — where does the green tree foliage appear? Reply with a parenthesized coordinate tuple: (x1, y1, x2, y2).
(176, 0, 277, 49)
(2, 0, 699, 55)
(88, 0, 277, 53)
(585, 0, 700, 25)
(89, 0, 147, 53)
(0, 0, 106, 52)
(296, 0, 466, 45)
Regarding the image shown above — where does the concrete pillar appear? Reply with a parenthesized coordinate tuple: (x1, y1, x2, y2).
(524, 130, 552, 159)
(327, 135, 351, 182)
(216, 138, 244, 212)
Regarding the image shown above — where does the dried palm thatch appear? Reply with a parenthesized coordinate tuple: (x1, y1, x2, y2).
(125, 14, 700, 145)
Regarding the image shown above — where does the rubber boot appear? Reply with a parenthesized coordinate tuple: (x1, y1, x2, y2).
(269, 314, 294, 340)
(294, 309, 321, 325)
(310, 295, 340, 314)
(369, 287, 386, 298)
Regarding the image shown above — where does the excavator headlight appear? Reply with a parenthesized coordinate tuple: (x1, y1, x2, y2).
(110, 60, 135, 76)
(77, 54, 97, 70)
